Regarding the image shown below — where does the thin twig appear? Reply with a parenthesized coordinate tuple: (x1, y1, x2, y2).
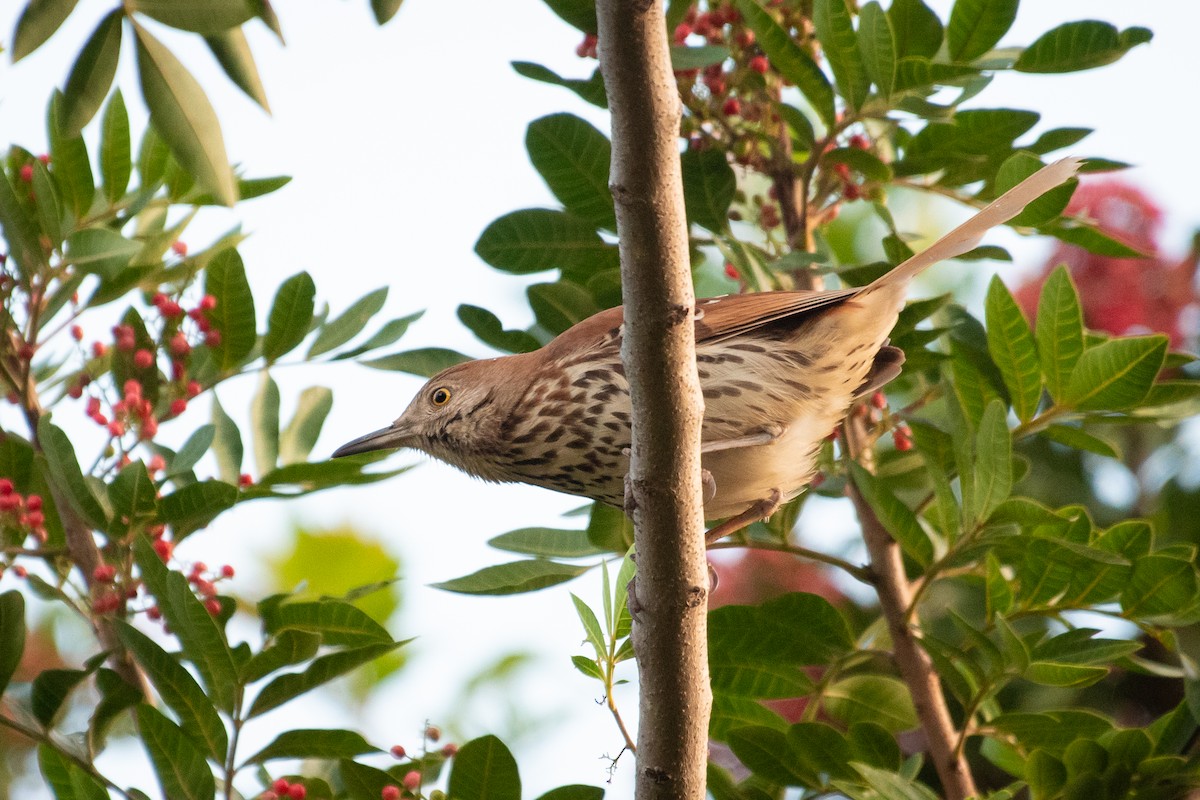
(707, 539, 872, 584)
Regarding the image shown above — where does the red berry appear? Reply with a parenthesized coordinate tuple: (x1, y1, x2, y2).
(390, 744, 407, 759)
(133, 349, 154, 369)
(92, 342, 107, 358)
(141, 417, 158, 440)
(0, 494, 21, 512)
(18, 164, 33, 182)
(161, 300, 183, 318)
(239, 473, 254, 487)
(424, 725, 441, 742)
(843, 182, 862, 201)
(170, 398, 188, 417)
(0, 479, 13, 495)
(204, 331, 222, 347)
(124, 379, 142, 399)
(25, 494, 42, 511)
(169, 332, 190, 357)
(402, 772, 421, 791)
(724, 262, 740, 280)
(86, 397, 101, 416)
(93, 564, 117, 583)
(186, 381, 202, 398)
(286, 783, 305, 800)
(195, 579, 216, 598)
(748, 55, 769, 74)
(170, 240, 188, 257)
(68, 383, 84, 399)
(849, 134, 870, 150)
(870, 391, 887, 409)
(673, 22, 692, 43)
(149, 455, 166, 473)
(107, 421, 125, 438)
(381, 787, 401, 800)
(147, 605, 162, 620)
(70, 325, 83, 341)
(722, 97, 741, 116)
(205, 598, 222, 616)
(221, 564, 235, 579)
(12, 565, 27, 578)
(25, 510, 44, 527)
(37, 154, 50, 165)
(152, 293, 169, 308)
(273, 779, 291, 794)
(152, 539, 173, 562)
(199, 294, 217, 311)
(441, 743, 458, 757)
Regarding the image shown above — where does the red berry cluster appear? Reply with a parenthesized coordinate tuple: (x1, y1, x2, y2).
(0, 479, 46, 543)
(893, 423, 913, 452)
(186, 560, 234, 617)
(575, 32, 598, 58)
(261, 778, 307, 800)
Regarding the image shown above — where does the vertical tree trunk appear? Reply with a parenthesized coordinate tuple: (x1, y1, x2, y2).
(595, 3, 711, 798)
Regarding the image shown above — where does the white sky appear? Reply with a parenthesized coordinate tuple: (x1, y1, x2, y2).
(1, 1, 1197, 797)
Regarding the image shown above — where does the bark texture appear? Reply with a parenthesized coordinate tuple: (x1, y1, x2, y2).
(595, 3, 712, 798)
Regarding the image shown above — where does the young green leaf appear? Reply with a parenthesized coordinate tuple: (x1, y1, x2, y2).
(985, 275, 1041, 423)
(205, 249, 257, 370)
(448, 735, 521, 800)
(814, 0, 871, 110)
(1035, 265, 1085, 402)
(431, 560, 591, 595)
(211, 394, 243, 484)
(858, 2, 897, 97)
(136, 704, 218, 800)
(734, 0, 836, 125)
(133, 20, 237, 206)
(279, 386, 333, 464)
(969, 399, 1012, 528)
(307, 287, 387, 358)
(263, 272, 316, 363)
(114, 621, 228, 759)
(570, 593, 606, 657)
(61, 11, 122, 135)
(849, 462, 933, 566)
(1015, 21, 1153, 74)
(526, 113, 615, 231)
(205, 27, 270, 111)
(1063, 335, 1168, 411)
(946, 0, 1017, 61)
(251, 371, 281, 473)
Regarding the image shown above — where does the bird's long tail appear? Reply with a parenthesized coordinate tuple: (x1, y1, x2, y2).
(868, 157, 1083, 290)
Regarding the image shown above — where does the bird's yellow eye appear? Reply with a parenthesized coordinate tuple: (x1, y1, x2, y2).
(430, 387, 452, 406)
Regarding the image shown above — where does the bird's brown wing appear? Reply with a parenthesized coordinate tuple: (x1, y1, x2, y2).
(693, 288, 860, 344)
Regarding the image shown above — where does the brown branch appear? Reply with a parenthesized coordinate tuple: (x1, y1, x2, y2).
(595, 3, 711, 798)
(844, 415, 977, 800)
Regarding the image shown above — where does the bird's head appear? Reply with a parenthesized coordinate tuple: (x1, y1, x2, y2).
(331, 358, 514, 467)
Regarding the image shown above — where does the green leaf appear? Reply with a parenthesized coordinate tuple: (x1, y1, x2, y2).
(448, 735, 521, 800)
(824, 147, 893, 183)
(681, 148, 736, 233)
(241, 630, 320, 683)
(279, 386, 334, 464)
(115, 621, 228, 759)
(1035, 265, 1085, 402)
(541, 0, 596, 33)
(1063, 335, 1168, 411)
(171, 425, 215, 475)
(31, 160, 64, 245)
(0, 163, 50, 279)
(849, 462, 932, 566)
(1028, 126, 1093, 155)
(130, 0, 255, 34)
(946, 0, 1017, 61)
(99, 90, 132, 203)
(205, 249, 257, 370)
(853, 763, 941, 800)
(133, 20, 237, 206)
(248, 641, 405, 717)
(61, 10, 122, 136)
(994, 152, 1075, 227)
(37, 745, 109, 800)
(340, 760, 398, 800)
(266, 600, 391, 647)
(709, 658, 812, 699)
(709, 593, 853, 665)
(308, 287, 388, 358)
(263, 272, 316, 362)
(985, 275, 1041, 423)
(488, 527, 606, 558)
(108, 461, 159, 528)
(205, 27, 270, 111)
(1043, 219, 1146, 258)
(251, 372, 281, 473)
(734, 0, 835, 125)
(888, 0, 942, 59)
(787, 722, 858, 781)
(969, 400, 1012, 528)
(511, 62, 607, 109)
(159, 480, 238, 540)
(211, 395, 243, 484)
(48, 93, 95, 219)
(847, 722, 901, 770)
(457, 305, 541, 354)
(534, 787, 604, 800)
(134, 536, 239, 711)
(670, 44, 730, 69)
(66, 227, 139, 277)
(246, 729, 380, 763)
(1025, 661, 1108, 688)
(136, 704, 217, 800)
(814, 0, 870, 110)
(727, 726, 806, 785)
(37, 416, 107, 529)
(1015, 21, 1152, 73)
(361, 347, 470, 377)
(1121, 554, 1200, 623)
(32, 666, 93, 726)
(371, 0, 404, 24)
(571, 593, 605, 656)
(432, 560, 591, 595)
(527, 281, 601, 336)
(857, 2, 896, 97)
(474, 208, 619, 276)
(1041, 424, 1119, 459)
(0, 591, 26, 695)
(526, 114, 614, 230)
(825, 675, 918, 733)
(12, 0, 79, 61)
(333, 312, 424, 360)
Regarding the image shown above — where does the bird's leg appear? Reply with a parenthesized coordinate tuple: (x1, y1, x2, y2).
(704, 488, 783, 546)
(700, 424, 786, 454)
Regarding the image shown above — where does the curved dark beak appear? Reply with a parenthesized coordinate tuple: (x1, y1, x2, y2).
(331, 423, 415, 458)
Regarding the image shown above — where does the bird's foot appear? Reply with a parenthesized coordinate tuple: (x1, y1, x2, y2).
(704, 488, 783, 546)
(701, 468, 717, 503)
(700, 424, 787, 454)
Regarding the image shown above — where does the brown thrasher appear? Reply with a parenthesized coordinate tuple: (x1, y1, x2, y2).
(334, 159, 1080, 539)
